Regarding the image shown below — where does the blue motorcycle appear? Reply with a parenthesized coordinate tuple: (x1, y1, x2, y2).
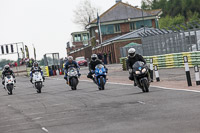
(93, 64, 107, 90)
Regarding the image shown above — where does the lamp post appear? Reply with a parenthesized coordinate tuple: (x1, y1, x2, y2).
(142, 8, 145, 32)
(134, 6, 145, 32)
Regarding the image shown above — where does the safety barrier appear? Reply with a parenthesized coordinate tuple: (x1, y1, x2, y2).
(120, 51, 200, 70)
(26, 66, 49, 77)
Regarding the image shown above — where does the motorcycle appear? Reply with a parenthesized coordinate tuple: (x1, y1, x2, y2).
(67, 67, 79, 90)
(93, 64, 107, 90)
(4, 75, 15, 95)
(132, 61, 150, 93)
(32, 71, 43, 93)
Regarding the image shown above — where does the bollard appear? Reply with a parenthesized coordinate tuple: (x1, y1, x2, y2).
(149, 58, 153, 82)
(183, 56, 192, 86)
(194, 65, 200, 85)
(154, 65, 160, 82)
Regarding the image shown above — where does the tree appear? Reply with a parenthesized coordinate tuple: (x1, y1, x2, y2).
(0, 59, 15, 69)
(73, 0, 99, 29)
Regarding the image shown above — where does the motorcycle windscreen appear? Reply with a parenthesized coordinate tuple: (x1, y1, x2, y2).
(95, 64, 104, 69)
(132, 61, 145, 71)
(68, 67, 77, 76)
(6, 75, 11, 78)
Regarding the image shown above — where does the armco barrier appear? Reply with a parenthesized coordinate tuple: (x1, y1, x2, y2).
(120, 51, 200, 69)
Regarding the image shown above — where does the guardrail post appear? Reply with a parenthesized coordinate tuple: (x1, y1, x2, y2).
(194, 65, 200, 85)
(154, 65, 160, 82)
(183, 56, 192, 86)
(150, 58, 153, 82)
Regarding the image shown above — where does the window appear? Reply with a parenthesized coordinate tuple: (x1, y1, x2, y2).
(114, 24, 121, 33)
(130, 22, 135, 31)
(101, 25, 114, 35)
(74, 34, 81, 42)
(82, 34, 89, 41)
(136, 20, 152, 29)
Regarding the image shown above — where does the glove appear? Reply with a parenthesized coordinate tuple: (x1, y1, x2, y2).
(91, 70, 95, 74)
(105, 68, 108, 73)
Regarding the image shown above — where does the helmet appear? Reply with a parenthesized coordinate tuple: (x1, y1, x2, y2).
(4, 65, 10, 71)
(33, 62, 38, 67)
(128, 48, 136, 58)
(68, 56, 73, 61)
(91, 54, 98, 61)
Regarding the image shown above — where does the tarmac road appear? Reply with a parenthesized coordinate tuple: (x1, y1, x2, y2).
(0, 75, 200, 133)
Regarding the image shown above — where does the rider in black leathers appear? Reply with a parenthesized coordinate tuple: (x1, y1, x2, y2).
(87, 54, 107, 79)
(1, 65, 16, 86)
(126, 48, 148, 85)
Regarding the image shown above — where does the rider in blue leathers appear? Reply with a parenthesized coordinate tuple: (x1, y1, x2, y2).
(64, 56, 81, 83)
(30, 62, 45, 83)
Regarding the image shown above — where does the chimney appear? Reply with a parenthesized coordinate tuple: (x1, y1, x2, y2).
(116, 0, 122, 3)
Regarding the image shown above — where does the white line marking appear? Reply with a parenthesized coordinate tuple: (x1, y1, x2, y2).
(151, 85, 200, 93)
(32, 117, 43, 120)
(138, 101, 146, 104)
(49, 77, 200, 93)
(42, 127, 49, 132)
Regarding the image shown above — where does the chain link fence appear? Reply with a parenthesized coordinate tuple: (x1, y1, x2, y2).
(140, 28, 200, 56)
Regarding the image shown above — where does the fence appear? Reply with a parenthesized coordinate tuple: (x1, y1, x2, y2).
(139, 28, 200, 56)
(120, 51, 200, 70)
(120, 44, 143, 57)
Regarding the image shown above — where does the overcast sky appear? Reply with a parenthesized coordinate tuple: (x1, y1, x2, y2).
(0, 0, 142, 60)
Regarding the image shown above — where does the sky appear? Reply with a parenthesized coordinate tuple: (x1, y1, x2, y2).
(0, 0, 142, 60)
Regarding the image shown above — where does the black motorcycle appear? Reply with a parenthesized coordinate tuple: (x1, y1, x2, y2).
(132, 61, 150, 92)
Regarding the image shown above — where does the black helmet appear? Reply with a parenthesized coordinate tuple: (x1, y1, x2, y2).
(91, 54, 98, 61)
(33, 62, 38, 67)
(4, 65, 10, 71)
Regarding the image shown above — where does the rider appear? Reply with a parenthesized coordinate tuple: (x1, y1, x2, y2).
(64, 56, 81, 84)
(1, 65, 16, 86)
(30, 62, 45, 83)
(126, 48, 149, 86)
(87, 54, 107, 80)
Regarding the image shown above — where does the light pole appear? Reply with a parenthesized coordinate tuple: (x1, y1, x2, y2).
(134, 6, 145, 32)
(142, 8, 145, 32)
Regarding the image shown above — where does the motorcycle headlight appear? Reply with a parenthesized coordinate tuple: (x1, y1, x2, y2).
(135, 71, 140, 74)
(142, 68, 147, 73)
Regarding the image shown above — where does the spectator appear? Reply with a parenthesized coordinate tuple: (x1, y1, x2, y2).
(97, 53, 103, 61)
(108, 51, 112, 64)
(14, 62, 18, 67)
(103, 52, 107, 64)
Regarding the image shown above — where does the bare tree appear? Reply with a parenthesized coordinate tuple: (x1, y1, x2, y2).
(73, 0, 99, 29)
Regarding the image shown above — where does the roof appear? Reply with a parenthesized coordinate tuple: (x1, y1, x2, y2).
(124, 42, 140, 47)
(146, 9, 162, 15)
(93, 27, 154, 50)
(71, 31, 89, 35)
(91, 2, 162, 24)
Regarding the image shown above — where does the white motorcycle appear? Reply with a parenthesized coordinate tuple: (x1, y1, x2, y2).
(32, 71, 43, 93)
(67, 67, 79, 90)
(4, 75, 15, 95)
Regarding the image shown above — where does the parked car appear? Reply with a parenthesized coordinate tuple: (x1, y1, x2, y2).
(75, 57, 87, 66)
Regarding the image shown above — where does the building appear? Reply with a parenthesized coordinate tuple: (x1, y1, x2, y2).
(86, 1, 162, 46)
(68, 0, 162, 63)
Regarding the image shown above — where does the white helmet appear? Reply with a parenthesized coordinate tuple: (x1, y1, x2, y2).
(68, 56, 73, 61)
(128, 48, 136, 58)
(91, 54, 98, 61)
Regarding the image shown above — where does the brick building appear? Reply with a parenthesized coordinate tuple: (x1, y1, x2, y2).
(92, 28, 153, 64)
(87, 1, 162, 45)
(68, 0, 162, 63)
